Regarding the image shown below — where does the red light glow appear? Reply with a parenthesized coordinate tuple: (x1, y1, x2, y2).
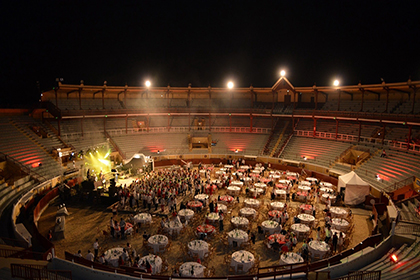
(391, 254, 398, 262)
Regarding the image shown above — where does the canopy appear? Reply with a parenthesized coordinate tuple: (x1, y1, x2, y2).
(338, 171, 370, 205)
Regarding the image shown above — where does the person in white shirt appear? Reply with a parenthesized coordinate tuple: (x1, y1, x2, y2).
(98, 253, 106, 264)
(74, 250, 82, 258)
(93, 239, 99, 260)
(85, 250, 94, 262)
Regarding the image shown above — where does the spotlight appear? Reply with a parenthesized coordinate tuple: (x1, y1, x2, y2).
(391, 254, 398, 263)
(280, 70, 286, 77)
(235, 149, 238, 153)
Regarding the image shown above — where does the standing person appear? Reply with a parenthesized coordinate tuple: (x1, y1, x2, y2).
(250, 232, 256, 244)
(325, 226, 331, 243)
(219, 211, 224, 231)
(110, 216, 115, 238)
(338, 232, 344, 252)
(120, 218, 126, 239)
(332, 232, 338, 252)
(93, 238, 99, 261)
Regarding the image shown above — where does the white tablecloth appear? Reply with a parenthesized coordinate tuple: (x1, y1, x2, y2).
(252, 170, 261, 174)
(240, 165, 250, 169)
(217, 204, 228, 213)
(231, 250, 255, 272)
(104, 247, 123, 267)
(320, 187, 334, 194)
(297, 214, 315, 225)
(261, 220, 280, 234)
(231, 181, 244, 187)
(188, 240, 209, 259)
(227, 186, 241, 195)
(195, 194, 209, 201)
(306, 177, 317, 182)
(163, 219, 183, 235)
(179, 209, 195, 221)
(244, 198, 260, 208)
(320, 182, 333, 187)
(134, 213, 152, 224)
(274, 189, 287, 198)
(227, 229, 249, 246)
(330, 207, 348, 218)
(278, 179, 290, 185)
(271, 201, 285, 210)
(139, 254, 162, 274)
(179, 262, 206, 278)
(291, 223, 310, 234)
(298, 185, 311, 192)
(224, 165, 234, 169)
(300, 181, 311, 186)
(239, 207, 257, 219)
(309, 240, 330, 258)
(207, 212, 220, 222)
(148, 235, 169, 254)
(249, 187, 264, 197)
(254, 182, 267, 188)
(322, 193, 337, 204)
(231, 216, 249, 228)
(331, 218, 350, 231)
(280, 252, 304, 265)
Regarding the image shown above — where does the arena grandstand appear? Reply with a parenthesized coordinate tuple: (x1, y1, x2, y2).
(1, 76, 420, 280)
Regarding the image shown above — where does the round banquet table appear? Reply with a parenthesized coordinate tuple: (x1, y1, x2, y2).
(287, 172, 298, 177)
(298, 185, 311, 192)
(300, 181, 311, 186)
(234, 171, 244, 178)
(139, 254, 162, 274)
(240, 165, 250, 169)
(231, 250, 255, 272)
(219, 195, 234, 205)
(321, 193, 337, 204)
(231, 181, 244, 187)
(227, 229, 249, 246)
(231, 216, 249, 229)
(215, 170, 225, 177)
(320, 182, 333, 187)
(299, 204, 313, 214)
(270, 174, 281, 181)
(216, 203, 228, 213)
(178, 209, 195, 221)
(271, 201, 285, 210)
(280, 252, 304, 265)
(239, 207, 257, 219)
(330, 207, 348, 218)
(290, 223, 310, 240)
(249, 187, 264, 197)
(243, 177, 253, 185)
(274, 189, 287, 198)
(163, 219, 183, 235)
(148, 235, 169, 254)
(261, 220, 280, 234)
(227, 186, 241, 196)
(320, 187, 334, 194)
(261, 178, 271, 184)
(104, 247, 123, 267)
(244, 198, 260, 209)
(179, 262, 206, 278)
(306, 177, 317, 182)
(188, 201, 203, 210)
(297, 214, 315, 225)
(278, 179, 290, 185)
(268, 210, 283, 220)
(331, 218, 350, 231)
(309, 240, 330, 259)
(199, 169, 207, 177)
(267, 233, 287, 248)
(197, 224, 216, 235)
(188, 240, 209, 259)
(224, 165, 234, 169)
(134, 213, 152, 225)
(206, 212, 220, 223)
(195, 194, 209, 202)
(254, 182, 267, 188)
(252, 170, 261, 174)
(296, 192, 308, 201)
(211, 179, 222, 188)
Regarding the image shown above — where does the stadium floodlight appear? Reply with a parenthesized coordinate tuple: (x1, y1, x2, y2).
(280, 70, 286, 77)
(333, 80, 340, 87)
(145, 80, 151, 88)
(227, 81, 234, 89)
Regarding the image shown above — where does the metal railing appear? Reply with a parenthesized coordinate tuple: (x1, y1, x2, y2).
(11, 263, 72, 280)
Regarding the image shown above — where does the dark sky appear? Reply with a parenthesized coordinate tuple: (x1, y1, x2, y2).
(1, 0, 419, 106)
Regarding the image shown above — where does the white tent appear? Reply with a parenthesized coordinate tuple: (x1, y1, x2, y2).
(338, 171, 370, 205)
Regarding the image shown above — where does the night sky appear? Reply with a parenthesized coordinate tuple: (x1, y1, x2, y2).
(1, 1, 419, 106)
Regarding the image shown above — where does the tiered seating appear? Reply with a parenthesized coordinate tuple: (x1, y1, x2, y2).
(362, 238, 420, 280)
(56, 99, 79, 110)
(393, 100, 420, 114)
(355, 149, 420, 191)
(295, 119, 313, 131)
(320, 99, 400, 113)
(252, 117, 273, 128)
(397, 198, 420, 222)
(280, 137, 352, 167)
(0, 117, 62, 180)
(210, 133, 270, 154)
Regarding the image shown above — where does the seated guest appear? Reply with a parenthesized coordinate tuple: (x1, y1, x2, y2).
(85, 250, 94, 262)
(74, 250, 82, 258)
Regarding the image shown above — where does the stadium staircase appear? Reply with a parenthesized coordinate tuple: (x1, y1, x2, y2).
(269, 121, 290, 157)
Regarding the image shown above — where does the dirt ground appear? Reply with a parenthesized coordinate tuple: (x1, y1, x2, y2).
(38, 171, 372, 277)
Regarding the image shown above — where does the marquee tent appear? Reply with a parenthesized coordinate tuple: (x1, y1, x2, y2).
(338, 171, 370, 205)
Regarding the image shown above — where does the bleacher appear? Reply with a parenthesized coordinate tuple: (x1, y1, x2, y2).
(210, 133, 270, 154)
(0, 117, 62, 180)
(355, 149, 420, 191)
(396, 197, 420, 222)
(280, 136, 352, 167)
